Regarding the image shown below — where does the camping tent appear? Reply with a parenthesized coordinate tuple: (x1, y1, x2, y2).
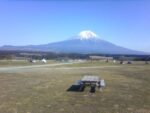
(41, 58, 47, 63)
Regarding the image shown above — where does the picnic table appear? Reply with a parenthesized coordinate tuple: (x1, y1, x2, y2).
(81, 75, 100, 85)
(81, 75, 105, 87)
(73, 75, 105, 92)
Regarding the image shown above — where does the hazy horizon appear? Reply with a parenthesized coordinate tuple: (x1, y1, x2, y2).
(0, 0, 150, 52)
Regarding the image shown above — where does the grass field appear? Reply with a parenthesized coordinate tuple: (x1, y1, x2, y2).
(0, 61, 150, 113)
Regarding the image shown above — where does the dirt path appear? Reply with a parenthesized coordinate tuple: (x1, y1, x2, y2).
(0, 61, 141, 72)
(52, 65, 121, 70)
(0, 62, 82, 72)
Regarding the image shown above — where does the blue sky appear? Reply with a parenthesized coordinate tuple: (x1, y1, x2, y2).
(0, 0, 150, 52)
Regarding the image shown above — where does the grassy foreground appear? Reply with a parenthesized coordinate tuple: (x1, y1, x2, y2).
(0, 61, 150, 113)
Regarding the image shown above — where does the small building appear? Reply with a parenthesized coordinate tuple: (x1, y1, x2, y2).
(11, 56, 28, 60)
(56, 57, 70, 62)
(89, 56, 113, 62)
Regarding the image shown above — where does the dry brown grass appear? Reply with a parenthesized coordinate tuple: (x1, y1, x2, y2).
(0, 61, 150, 113)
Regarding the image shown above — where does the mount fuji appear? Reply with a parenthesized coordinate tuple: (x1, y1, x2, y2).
(0, 31, 147, 55)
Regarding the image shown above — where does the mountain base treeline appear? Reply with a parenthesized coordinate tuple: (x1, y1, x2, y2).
(0, 50, 149, 61)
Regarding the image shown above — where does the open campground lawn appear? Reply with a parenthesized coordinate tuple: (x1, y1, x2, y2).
(0, 61, 150, 113)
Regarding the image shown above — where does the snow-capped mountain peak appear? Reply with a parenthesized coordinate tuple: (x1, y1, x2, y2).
(78, 30, 98, 40)
(0, 30, 147, 55)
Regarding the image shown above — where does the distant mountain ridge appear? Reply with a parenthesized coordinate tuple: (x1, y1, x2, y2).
(0, 30, 148, 55)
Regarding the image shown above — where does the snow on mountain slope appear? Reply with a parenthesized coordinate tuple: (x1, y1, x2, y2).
(77, 30, 98, 40)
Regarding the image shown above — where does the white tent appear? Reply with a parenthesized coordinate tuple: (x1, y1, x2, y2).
(41, 58, 47, 63)
(113, 60, 116, 63)
(32, 60, 36, 63)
